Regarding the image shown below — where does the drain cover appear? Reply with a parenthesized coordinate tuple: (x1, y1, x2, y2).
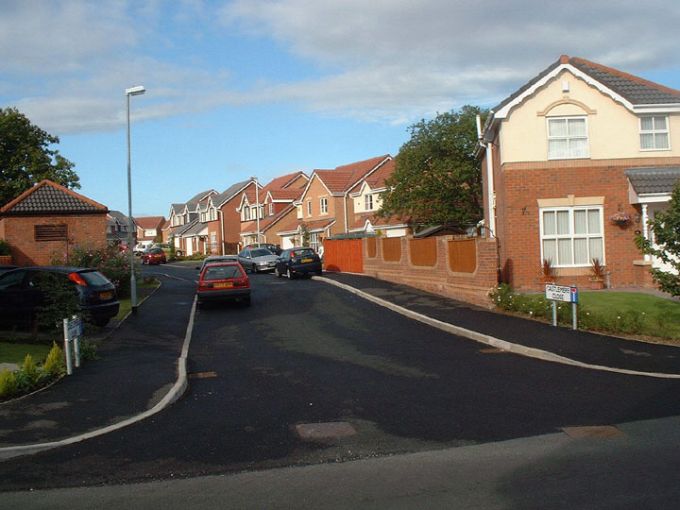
(295, 422, 357, 440)
(562, 425, 623, 439)
(188, 371, 218, 379)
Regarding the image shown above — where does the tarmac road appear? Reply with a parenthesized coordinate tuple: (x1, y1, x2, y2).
(1, 263, 680, 495)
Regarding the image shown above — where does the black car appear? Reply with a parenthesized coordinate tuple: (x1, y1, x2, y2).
(274, 247, 323, 278)
(0, 267, 120, 327)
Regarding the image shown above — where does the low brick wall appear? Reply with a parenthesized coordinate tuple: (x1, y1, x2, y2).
(363, 235, 499, 308)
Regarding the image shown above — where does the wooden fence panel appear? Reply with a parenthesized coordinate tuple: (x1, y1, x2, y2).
(324, 239, 363, 273)
(382, 237, 402, 262)
(448, 238, 477, 273)
(409, 238, 437, 267)
(366, 237, 377, 258)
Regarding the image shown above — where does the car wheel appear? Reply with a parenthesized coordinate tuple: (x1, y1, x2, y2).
(92, 317, 110, 327)
(316, 269, 323, 277)
(243, 296, 251, 306)
(252, 264, 258, 274)
(275, 267, 282, 278)
(287, 268, 293, 279)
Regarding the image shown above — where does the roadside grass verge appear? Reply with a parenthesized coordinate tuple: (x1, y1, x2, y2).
(0, 343, 51, 365)
(115, 278, 160, 321)
(490, 285, 680, 342)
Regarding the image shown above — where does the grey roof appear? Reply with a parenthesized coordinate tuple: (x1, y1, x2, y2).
(214, 180, 251, 207)
(182, 219, 208, 237)
(171, 203, 185, 214)
(626, 167, 680, 195)
(186, 189, 217, 207)
(108, 210, 130, 224)
(2, 182, 106, 215)
(493, 55, 680, 114)
(173, 219, 198, 237)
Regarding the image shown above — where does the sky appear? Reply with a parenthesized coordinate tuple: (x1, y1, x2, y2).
(2, 0, 680, 217)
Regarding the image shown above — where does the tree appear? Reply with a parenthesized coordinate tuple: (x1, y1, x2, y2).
(0, 107, 79, 207)
(379, 105, 488, 228)
(636, 182, 680, 297)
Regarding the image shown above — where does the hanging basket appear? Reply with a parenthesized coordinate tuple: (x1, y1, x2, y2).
(609, 212, 631, 227)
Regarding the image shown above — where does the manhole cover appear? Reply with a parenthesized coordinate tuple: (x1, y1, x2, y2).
(562, 425, 623, 439)
(188, 371, 218, 379)
(295, 422, 357, 440)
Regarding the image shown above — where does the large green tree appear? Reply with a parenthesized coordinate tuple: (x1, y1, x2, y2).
(636, 182, 680, 297)
(379, 105, 488, 228)
(0, 107, 79, 207)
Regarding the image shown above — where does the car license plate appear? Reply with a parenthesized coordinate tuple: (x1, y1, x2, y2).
(301, 258, 313, 263)
(99, 291, 113, 300)
(214, 282, 233, 288)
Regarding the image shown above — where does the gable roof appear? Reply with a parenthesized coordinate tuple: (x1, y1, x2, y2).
(485, 55, 680, 140)
(0, 180, 107, 216)
(134, 216, 165, 229)
(308, 155, 392, 196)
(214, 180, 252, 207)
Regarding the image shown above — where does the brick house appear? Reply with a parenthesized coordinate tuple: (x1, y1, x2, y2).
(167, 190, 217, 256)
(277, 155, 397, 251)
(0, 180, 108, 266)
(237, 172, 308, 248)
(134, 216, 165, 246)
(479, 55, 680, 291)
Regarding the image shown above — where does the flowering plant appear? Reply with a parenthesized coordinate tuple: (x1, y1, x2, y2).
(609, 211, 631, 225)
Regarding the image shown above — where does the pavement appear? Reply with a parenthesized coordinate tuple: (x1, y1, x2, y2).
(1, 268, 679, 457)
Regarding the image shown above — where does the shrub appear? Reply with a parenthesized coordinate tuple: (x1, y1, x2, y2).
(43, 342, 65, 377)
(0, 239, 10, 256)
(33, 271, 81, 333)
(0, 370, 17, 399)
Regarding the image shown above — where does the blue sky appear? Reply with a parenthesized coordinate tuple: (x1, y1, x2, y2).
(3, 0, 680, 217)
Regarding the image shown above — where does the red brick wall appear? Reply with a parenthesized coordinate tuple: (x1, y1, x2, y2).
(494, 159, 672, 291)
(2, 214, 107, 266)
(363, 235, 499, 308)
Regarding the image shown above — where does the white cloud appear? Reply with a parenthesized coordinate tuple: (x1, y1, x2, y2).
(2, 0, 680, 134)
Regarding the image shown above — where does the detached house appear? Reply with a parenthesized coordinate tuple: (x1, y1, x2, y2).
(479, 55, 680, 291)
(278, 155, 406, 251)
(237, 172, 308, 248)
(0, 180, 108, 266)
(134, 216, 165, 247)
(167, 190, 217, 256)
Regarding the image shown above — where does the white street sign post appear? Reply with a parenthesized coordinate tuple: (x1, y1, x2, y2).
(63, 315, 83, 375)
(545, 284, 579, 330)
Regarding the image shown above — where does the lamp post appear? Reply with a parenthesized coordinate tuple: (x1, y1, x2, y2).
(125, 85, 145, 313)
(252, 176, 261, 247)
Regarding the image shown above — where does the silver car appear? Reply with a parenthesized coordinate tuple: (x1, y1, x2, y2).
(237, 247, 278, 273)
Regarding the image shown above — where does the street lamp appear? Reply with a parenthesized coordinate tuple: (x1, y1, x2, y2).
(126, 85, 145, 313)
(252, 176, 261, 247)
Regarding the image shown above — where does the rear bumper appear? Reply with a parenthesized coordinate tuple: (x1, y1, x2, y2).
(197, 288, 250, 302)
(84, 301, 120, 320)
(290, 262, 322, 275)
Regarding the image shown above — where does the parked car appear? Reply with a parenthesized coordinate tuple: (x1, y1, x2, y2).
(141, 247, 167, 265)
(196, 262, 251, 306)
(0, 266, 120, 327)
(195, 255, 239, 272)
(275, 247, 322, 278)
(237, 247, 278, 273)
(0, 265, 17, 275)
(244, 243, 282, 255)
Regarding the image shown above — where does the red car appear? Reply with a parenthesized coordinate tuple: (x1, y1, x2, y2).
(197, 262, 251, 306)
(141, 247, 167, 265)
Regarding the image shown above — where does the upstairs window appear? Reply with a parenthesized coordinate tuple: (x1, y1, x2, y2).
(307, 200, 312, 217)
(268, 203, 274, 216)
(320, 197, 328, 214)
(547, 117, 588, 159)
(640, 116, 669, 150)
(364, 194, 374, 211)
(243, 207, 251, 221)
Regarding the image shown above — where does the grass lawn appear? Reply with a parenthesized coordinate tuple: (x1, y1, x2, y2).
(496, 287, 680, 341)
(0, 342, 51, 365)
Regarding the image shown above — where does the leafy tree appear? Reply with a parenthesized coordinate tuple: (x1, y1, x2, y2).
(0, 107, 79, 207)
(636, 183, 680, 297)
(379, 105, 488, 228)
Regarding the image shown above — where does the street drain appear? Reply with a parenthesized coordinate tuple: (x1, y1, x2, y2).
(562, 425, 623, 439)
(479, 348, 506, 354)
(295, 422, 357, 440)
(188, 371, 218, 379)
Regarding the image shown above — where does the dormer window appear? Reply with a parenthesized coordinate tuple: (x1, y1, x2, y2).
(640, 116, 669, 150)
(320, 197, 328, 214)
(244, 207, 251, 221)
(547, 117, 588, 160)
(364, 194, 374, 211)
(268, 203, 274, 216)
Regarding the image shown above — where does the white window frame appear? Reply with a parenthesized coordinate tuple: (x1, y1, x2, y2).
(307, 200, 312, 217)
(364, 193, 374, 211)
(639, 115, 670, 151)
(320, 197, 328, 215)
(243, 207, 251, 221)
(539, 205, 605, 268)
(268, 203, 274, 216)
(547, 116, 589, 160)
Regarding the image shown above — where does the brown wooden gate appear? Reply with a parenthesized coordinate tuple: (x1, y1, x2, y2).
(323, 239, 363, 273)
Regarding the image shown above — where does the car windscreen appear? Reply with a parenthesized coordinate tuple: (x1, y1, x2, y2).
(79, 271, 112, 287)
(250, 249, 272, 257)
(203, 265, 243, 280)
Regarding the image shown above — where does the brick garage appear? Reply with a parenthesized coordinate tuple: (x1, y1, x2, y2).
(0, 180, 108, 266)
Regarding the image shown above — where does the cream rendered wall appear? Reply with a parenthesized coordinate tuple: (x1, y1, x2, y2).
(353, 184, 384, 213)
(499, 69, 680, 163)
